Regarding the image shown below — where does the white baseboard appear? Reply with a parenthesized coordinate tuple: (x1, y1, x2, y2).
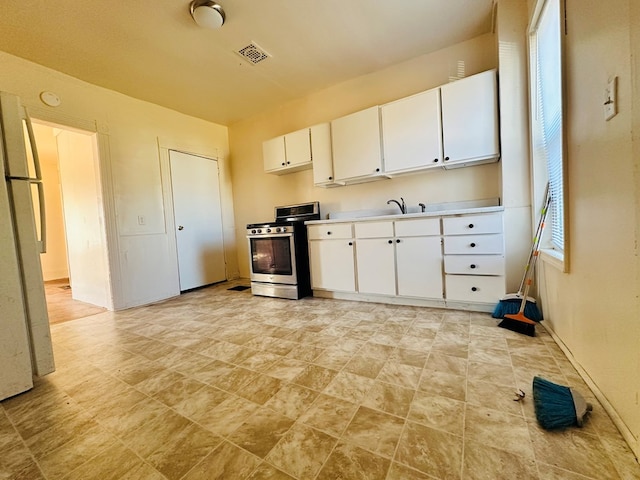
(541, 322, 639, 461)
(311, 290, 495, 313)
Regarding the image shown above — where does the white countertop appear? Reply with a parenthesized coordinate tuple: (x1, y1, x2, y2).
(305, 205, 504, 225)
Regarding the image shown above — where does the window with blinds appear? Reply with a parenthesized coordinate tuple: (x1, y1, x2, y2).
(529, 0, 566, 254)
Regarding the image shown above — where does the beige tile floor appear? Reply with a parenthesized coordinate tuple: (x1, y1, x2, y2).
(2, 280, 639, 480)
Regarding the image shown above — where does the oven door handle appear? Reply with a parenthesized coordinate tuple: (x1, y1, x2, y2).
(247, 233, 294, 239)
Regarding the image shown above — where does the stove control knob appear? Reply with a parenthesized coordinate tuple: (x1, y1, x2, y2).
(251, 229, 256, 234)
(257, 229, 262, 234)
(266, 228, 272, 233)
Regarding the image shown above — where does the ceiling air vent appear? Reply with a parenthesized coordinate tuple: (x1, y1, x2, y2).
(236, 42, 271, 65)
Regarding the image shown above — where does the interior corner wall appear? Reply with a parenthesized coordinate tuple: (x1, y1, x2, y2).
(0, 51, 235, 309)
(229, 34, 499, 279)
(536, 0, 640, 457)
(497, 0, 534, 294)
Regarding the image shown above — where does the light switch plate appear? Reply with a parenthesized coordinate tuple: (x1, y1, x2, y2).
(604, 76, 617, 121)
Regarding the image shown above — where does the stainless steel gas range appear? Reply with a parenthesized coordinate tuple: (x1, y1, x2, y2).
(246, 201, 320, 299)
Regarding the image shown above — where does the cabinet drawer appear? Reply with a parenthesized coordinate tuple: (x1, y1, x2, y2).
(443, 234, 503, 255)
(308, 224, 352, 240)
(355, 221, 393, 238)
(445, 275, 505, 303)
(394, 217, 440, 237)
(444, 255, 505, 275)
(442, 213, 502, 235)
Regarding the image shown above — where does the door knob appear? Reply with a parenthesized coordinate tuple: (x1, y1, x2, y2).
(178, 225, 184, 230)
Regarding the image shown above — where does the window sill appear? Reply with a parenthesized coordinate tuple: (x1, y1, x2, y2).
(540, 248, 566, 272)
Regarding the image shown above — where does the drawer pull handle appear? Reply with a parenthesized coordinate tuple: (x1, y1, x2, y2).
(468, 223, 474, 229)
(388, 240, 393, 244)
(348, 242, 353, 246)
(396, 239, 400, 243)
(470, 242, 476, 248)
(281, 162, 286, 166)
(433, 158, 439, 163)
(328, 176, 333, 180)
(470, 264, 477, 269)
(327, 231, 332, 235)
(471, 287, 478, 292)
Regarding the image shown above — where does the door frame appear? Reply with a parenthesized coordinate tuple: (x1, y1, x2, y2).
(158, 139, 227, 295)
(29, 107, 118, 310)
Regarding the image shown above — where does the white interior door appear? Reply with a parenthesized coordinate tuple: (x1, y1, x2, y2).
(170, 151, 226, 291)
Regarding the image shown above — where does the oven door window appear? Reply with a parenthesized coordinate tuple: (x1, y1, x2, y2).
(250, 236, 293, 275)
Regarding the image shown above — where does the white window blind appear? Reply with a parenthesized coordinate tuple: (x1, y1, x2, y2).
(531, 0, 565, 252)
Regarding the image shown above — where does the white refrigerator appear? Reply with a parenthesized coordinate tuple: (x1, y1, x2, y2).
(0, 91, 55, 401)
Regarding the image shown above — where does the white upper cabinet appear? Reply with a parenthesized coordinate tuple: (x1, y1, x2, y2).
(381, 87, 444, 175)
(263, 135, 287, 172)
(310, 123, 338, 187)
(331, 106, 386, 184)
(440, 69, 500, 169)
(263, 127, 313, 175)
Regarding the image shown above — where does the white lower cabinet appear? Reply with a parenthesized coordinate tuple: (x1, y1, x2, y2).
(307, 210, 503, 310)
(442, 212, 505, 303)
(445, 275, 505, 303)
(396, 236, 443, 298)
(354, 222, 395, 295)
(354, 218, 443, 299)
(308, 224, 356, 292)
(356, 238, 396, 295)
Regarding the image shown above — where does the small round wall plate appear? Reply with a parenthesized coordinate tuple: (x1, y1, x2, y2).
(40, 91, 61, 107)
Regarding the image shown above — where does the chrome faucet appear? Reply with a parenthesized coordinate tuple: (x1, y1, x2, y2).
(419, 203, 426, 213)
(387, 197, 406, 214)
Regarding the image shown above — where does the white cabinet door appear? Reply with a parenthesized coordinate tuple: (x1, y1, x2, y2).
(331, 106, 384, 182)
(263, 128, 312, 175)
(396, 236, 443, 298)
(311, 123, 336, 187)
(356, 238, 396, 295)
(441, 69, 499, 168)
(263, 135, 286, 172)
(309, 239, 356, 292)
(382, 88, 443, 174)
(284, 128, 311, 168)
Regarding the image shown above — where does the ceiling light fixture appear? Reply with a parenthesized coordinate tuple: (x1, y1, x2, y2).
(189, 0, 225, 29)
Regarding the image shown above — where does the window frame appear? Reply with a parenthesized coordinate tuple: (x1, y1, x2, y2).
(527, 0, 569, 272)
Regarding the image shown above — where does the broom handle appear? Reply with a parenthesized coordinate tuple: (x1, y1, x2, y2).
(516, 184, 550, 296)
(517, 188, 552, 314)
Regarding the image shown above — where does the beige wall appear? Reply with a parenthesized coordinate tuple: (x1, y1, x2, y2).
(533, 0, 640, 456)
(229, 34, 499, 278)
(0, 51, 235, 309)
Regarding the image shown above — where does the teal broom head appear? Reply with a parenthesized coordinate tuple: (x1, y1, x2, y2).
(492, 298, 543, 321)
(532, 376, 593, 429)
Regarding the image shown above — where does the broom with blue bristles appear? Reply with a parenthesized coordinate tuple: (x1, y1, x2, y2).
(492, 185, 551, 323)
(533, 376, 593, 429)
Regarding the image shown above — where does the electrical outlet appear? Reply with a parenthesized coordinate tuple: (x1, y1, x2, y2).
(137, 215, 145, 225)
(604, 76, 617, 121)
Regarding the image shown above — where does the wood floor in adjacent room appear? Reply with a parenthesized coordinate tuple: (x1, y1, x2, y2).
(44, 278, 107, 325)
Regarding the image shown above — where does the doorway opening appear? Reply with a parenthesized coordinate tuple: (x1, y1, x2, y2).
(32, 121, 112, 324)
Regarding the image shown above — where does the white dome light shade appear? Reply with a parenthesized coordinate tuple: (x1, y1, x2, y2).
(190, 1, 225, 29)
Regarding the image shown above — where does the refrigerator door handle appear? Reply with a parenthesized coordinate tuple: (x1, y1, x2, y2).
(22, 106, 43, 181)
(32, 180, 47, 253)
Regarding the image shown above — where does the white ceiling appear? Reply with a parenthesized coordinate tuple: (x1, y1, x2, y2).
(0, 1, 495, 125)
